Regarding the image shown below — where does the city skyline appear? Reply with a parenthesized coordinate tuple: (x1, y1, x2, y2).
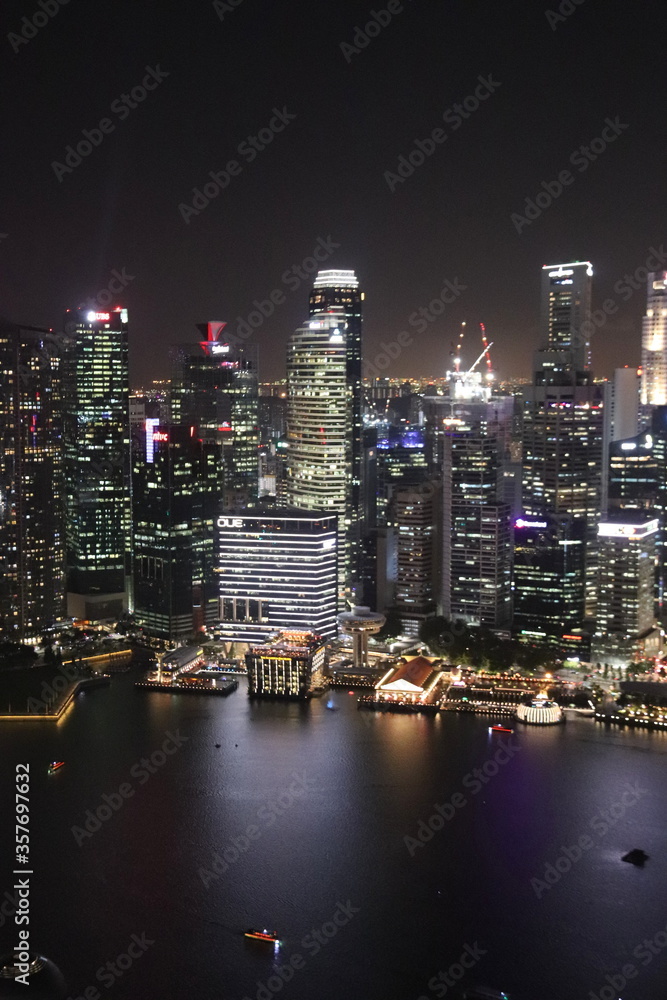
(3, 1, 667, 385)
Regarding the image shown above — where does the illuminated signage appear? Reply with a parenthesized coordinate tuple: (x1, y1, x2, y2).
(153, 431, 169, 442)
(87, 311, 110, 322)
(218, 517, 243, 529)
(598, 520, 659, 539)
(548, 268, 574, 278)
(211, 344, 230, 354)
(515, 518, 548, 529)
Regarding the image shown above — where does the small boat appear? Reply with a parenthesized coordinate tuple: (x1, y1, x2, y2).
(463, 989, 511, 1000)
(48, 761, 65, 774)
(489, 725, 514, 734)
(325, 700, 339, 711)
(622, 848, 649, 866)
(244, 929, 279, 943)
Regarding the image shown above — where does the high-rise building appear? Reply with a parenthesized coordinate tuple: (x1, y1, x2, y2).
(641, 271, 667, 409)
(387, 482, 438, 634)
(307, 270, 363, 599)
(62, 307, 130, 619)
(0, 324, 65, 639)
(285, 312, 350, 600)
(602, 367, 640, 514)
(171, 322, 259, 509)
(245, 631, 325, 699)
(538, 261, 593, 374)
(442, 424, 512, 629)
(520, 262, 602, 623)
(513, 514, 588, 656)
(593, 516, 659, 664)
(132, 423, 221, 638)
(216, 508, 338, 643)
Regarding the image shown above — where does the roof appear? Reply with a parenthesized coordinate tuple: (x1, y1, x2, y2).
(377, 655, 441, 693)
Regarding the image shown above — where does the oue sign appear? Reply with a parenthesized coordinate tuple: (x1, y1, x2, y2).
(218, 517, 243, 528)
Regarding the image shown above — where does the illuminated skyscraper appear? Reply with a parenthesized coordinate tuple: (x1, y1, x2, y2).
(62, 308, 130, 619)
(285, 312, 350, 600)
(132, 423, 221, 638)
(442, 425, 512, 628)
(306, 269, 363, 599)
(0, 324, 65, 638)
(538, 261, 593, 374)
(171, 322, 259, 509)
(641, 271, 667, 408)
(521, 262, 602, 623)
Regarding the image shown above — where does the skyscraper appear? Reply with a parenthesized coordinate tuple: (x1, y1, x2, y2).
(0, 324, 65, 638)
(285, 312, 350, 600)
(62, 307, 130, 619)
(171, 322, 259, 509)
(538, 261, 593, 374)
(641, 271, 667, 409)
(216, 508, 338, 643)
(307, 269, 363, 598)
(132, 423, 221, 638)
(442, 423, 512, 629)
(520, 262, 602, 624)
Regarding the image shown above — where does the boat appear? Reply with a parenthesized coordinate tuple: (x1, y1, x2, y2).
(622, 848, 649, 866)
(489, 725, 513, 734)
(244, 929, 279, 943)
(48, 761, 65, 774)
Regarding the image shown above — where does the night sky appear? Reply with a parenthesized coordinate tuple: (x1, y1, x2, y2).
(2, 0, 666, 386)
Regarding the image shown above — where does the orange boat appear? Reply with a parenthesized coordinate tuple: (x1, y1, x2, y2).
(48, 761, 65, 774)
(244, 929, 279, 943)
(488, 725, 513, 734)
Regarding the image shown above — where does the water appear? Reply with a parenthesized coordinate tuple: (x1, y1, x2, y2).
(1, 674, 666, 1000)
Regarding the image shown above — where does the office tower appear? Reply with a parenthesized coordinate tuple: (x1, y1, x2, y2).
(0, 324, 65, 638)
(521, 262, 602, 623)
(641, 271, 667, 408)
(171, 322, 259, 509)
(132, 423, 221, 638)
(245, 631, 326, 699)
(216, 508, 338, 642)
(386, 482, 437, 634)
(442, 425, 512, 629)
(308, 269, 363, 597)
(285, 312, 350, 601)
(602, 367, 640, 513)
(593, 516, 658, 665)
(513, 515, 587, 655)
(62, 307, 130, 619)
(538, 261, 593, 373)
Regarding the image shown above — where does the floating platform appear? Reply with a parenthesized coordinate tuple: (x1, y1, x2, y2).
(135, 680, 238, 696)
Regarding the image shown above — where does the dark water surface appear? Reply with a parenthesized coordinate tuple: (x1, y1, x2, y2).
(1, 674, 666, 1000)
